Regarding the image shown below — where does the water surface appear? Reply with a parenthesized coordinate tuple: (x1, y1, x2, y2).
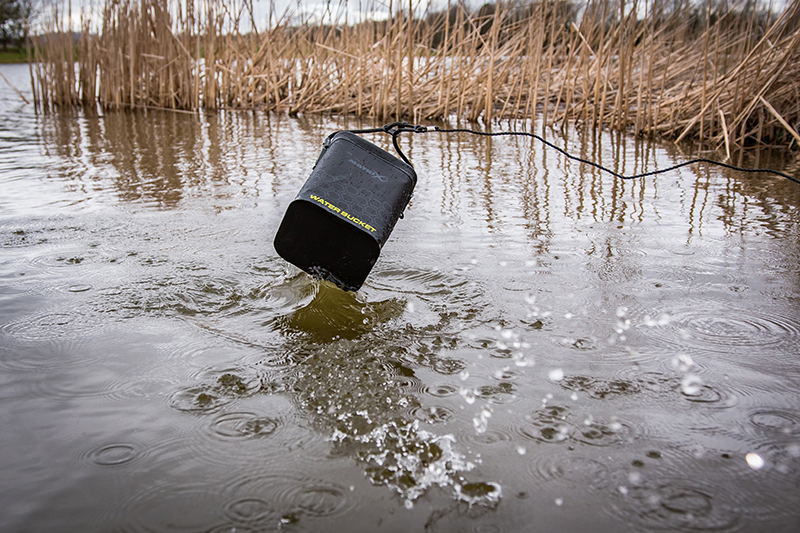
(2, 63, 800, 532)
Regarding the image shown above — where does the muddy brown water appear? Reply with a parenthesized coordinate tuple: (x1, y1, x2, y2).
(2, 63, 800, 532)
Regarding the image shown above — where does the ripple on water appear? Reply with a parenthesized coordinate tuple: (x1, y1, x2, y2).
(28, 248, 95, 270)
(410, 405, 457, 425)
(528, 452, 611, 490)
(461, 428, 513, 449)
(27, 365, 140, 402)
(749, 408, 800, 436)
(614, 369, 736, 408)
(79, 442, 144, 467)
(113, 483, 239, 533)
(474, 382, 518, 404)
(370, 268, 469, 296)
(221, 474, 355, 526)
(559, 375, 642, 400)
(422, 383, 459, 398)
(0, 337, 97, 373)
(0, 311, 94, 344)
(645, 305, 800, 354)
(515, 405, 573, 444)
(210, 411, 281, 440)
(432, 357, 467, 375)
(169, 365, 264, 414)
(514, 404, 643, 448)
(607, 478, 743, 532)
(736, 408, 800, 453)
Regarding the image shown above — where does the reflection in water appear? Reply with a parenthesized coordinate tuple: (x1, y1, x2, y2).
(2, 63, 800, 531)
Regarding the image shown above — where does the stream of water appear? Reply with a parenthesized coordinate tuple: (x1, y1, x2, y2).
(2, 63, 800, 532)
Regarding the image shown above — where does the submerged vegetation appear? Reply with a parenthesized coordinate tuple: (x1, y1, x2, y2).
(29, 0, 800, 150)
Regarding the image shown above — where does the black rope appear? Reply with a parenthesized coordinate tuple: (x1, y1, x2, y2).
(337, 122, 799, 186)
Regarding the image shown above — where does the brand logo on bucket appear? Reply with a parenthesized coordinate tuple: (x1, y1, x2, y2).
(309, 194, 377, 232)
(349, 159, 387, 182)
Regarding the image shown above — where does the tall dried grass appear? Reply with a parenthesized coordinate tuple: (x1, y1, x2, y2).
(30, 0, 800, 150)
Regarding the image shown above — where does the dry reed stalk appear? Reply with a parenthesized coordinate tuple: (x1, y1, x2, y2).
(29, 0, 800, 150)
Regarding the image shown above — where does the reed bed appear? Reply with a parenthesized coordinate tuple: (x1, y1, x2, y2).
(30, 0, 800, 150)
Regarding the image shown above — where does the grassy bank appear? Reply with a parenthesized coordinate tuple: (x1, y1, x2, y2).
(30, 0, 800, 151)
(0, 49, 28, 63)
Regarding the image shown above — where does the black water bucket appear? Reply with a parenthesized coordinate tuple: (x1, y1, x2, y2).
(274, 131, 417, 291)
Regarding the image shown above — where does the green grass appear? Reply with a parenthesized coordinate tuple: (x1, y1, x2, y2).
(0, 49, 29, 63)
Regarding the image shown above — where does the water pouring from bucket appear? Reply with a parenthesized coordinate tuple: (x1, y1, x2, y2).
(274, 125, 417, 292)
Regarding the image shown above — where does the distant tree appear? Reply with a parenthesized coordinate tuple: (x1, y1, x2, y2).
(0, 0, 31, 50)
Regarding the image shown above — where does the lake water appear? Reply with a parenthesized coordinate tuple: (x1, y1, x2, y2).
(2, 62, 800, 532)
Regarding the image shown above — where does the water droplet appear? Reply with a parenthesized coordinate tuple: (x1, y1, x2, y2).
(618, 486, 629, 495)
(460, 388, 476, 405)
(627, 471, 642, 485)
(404, 499, 414, 509)
(616, 306, 628, 318)
(746, 453, 765, 470)
(555, 497, 563, 506)
(516, 446, 526, 455)
(548, 368, 564, 381)
(570, 392, 578, 401)
(499, 261, 508, 267)
(564, 312, 573, 319)
(406, 302, 416, 313)
(681, 374, 703, 396)
(672, 354, 695, 372)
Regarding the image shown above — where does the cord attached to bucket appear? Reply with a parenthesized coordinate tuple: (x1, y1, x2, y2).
(336, 122, 799, 185)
